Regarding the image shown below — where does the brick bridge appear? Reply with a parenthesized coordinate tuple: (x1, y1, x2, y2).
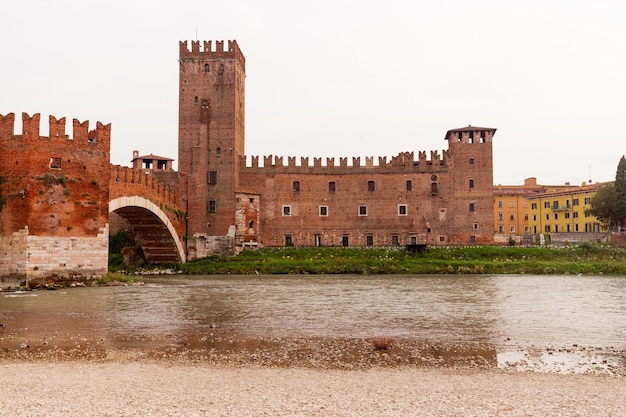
(109, 166, 186, 263)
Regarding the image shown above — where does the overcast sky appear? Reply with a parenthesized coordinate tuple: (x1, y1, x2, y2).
(1, 0, 624, 185)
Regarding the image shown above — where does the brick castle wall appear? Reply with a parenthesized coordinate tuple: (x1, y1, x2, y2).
(0, 112, 111, 280)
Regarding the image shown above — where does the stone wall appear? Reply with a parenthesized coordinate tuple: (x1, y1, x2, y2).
(0, 226, 108, 285)
(187, 226, 236, 258)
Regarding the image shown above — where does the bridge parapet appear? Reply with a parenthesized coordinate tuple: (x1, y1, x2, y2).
(110, 165, 186, 238)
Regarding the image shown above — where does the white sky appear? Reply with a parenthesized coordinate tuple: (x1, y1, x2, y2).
(1, 0, 625, 186)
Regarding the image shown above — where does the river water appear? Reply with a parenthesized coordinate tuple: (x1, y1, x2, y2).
(2, 274, 625, 374)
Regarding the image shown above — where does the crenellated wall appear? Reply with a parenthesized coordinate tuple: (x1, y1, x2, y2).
(109, 165, 186, 238)
(0, 112, 111, 281)
(179, 40, 246, 72)
(243, 150, 449, 173)
(238, 130, 495, 248)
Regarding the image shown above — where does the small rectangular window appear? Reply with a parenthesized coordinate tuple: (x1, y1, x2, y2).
(531, 203, 537, 210)
(469, 179, 474, 188)
(366, 235, 374, 246)
(391, 235, 399, 246)
(439, 236, 445, 242)
(282, 205, 291, 216)
(208, 171, 217, 185)
(406, 180, 412, 191)
(293, 181, 300, 192)
(50, 157, 61, 169)
(498, 212, 503, 220)
(342, 235, 349, 247)
(319, 206, 328, 216)
(573, 199, 579, 206)
(328, 181, 336, 192)
(544, 202, 550, 209)
(470, 235, 476, 243)
(473, 223, 479, 230)
(285, 235, 293, 246)
(498, 200, 503, 208)
(469, 203, 475, 212)
(398, 205, 407, 216)
(368, 180, 375, 192)
(208, 200, 216, 213)
(358, 205, 367, 216)
(510, 225, 516, 233)
(509, 213, 515, 221)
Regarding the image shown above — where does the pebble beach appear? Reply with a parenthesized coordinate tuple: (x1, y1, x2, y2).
(1, 362, 625, 416)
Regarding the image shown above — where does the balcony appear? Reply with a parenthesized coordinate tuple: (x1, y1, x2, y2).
(551, 205, 571, 211)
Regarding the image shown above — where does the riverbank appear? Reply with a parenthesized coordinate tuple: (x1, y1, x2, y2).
(119, 244, 626, 276)
(1, 362, 624, 416)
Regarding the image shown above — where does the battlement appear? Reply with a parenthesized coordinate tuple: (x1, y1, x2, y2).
(179, 40, 246, 71)
(242, 149, 450, 173)
(0, 112, 110, 149)
(445, 126, 496, 144)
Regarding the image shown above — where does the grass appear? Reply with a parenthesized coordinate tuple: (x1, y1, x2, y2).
(109, 243, 626, 276)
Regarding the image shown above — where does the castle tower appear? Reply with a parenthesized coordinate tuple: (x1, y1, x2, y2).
(178, 40, 246, 237)
(444, 126, 495, 244)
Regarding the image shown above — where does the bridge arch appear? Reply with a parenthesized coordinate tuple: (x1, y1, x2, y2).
(109, 196, 186, 263)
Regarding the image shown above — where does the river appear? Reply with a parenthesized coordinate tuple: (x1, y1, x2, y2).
(1, 274, 625, 374)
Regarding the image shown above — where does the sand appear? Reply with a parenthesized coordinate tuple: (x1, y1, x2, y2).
(0, 362, 624, 416)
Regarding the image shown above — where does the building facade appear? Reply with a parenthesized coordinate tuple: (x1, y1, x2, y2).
(526, 182, 609, 243)
(178, 40, 496, 256)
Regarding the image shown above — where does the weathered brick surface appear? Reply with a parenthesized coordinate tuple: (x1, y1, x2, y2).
(109, 165, 186, 238)
(178, 40, 246, 238)
(0, 113, 111, 279)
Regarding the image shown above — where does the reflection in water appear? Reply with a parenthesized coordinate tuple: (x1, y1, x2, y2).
(1, 274, 625, 373)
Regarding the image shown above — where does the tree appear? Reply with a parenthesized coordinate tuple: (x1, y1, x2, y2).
(586, 183, 617, 229)
(587, 156, 626, 231)
(615, 155, 626, 230)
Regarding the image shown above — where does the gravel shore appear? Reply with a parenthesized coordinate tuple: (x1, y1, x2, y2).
(1, 362, 624, 416)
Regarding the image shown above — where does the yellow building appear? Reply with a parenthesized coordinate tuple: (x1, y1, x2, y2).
(494, 178, 539, 241)
(493, 178, 570, 243)
(526, 182, 609, 242)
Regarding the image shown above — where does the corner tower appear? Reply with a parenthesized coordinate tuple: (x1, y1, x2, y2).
(178, 40, 246, 237)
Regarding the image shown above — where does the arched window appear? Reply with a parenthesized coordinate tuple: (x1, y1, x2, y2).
(204, 64, 210, 72)
(216, 147, 221, 156)
(194, 96, 199, 104)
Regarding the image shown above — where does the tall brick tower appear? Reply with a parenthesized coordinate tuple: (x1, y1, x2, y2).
(178, 40, 246, 237)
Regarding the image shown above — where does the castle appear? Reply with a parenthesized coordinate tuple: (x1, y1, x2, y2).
(0, 39, 497, 283)
(178, 40, 496, 257)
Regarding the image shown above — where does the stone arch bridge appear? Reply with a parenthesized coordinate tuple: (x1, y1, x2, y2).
(109, 166, 186, 263)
